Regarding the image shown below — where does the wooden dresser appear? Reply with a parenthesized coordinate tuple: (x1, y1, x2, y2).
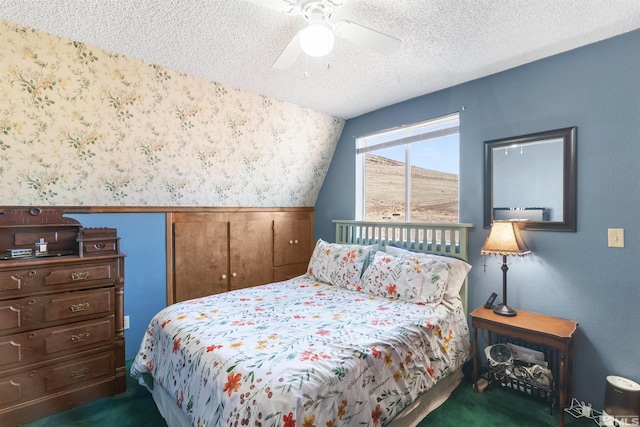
(0, 207, 126, 426)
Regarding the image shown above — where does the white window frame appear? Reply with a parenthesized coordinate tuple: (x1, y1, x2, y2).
(355, 113, 460, 222)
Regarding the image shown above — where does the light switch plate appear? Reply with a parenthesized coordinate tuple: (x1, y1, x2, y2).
(608, 228, 624, 248)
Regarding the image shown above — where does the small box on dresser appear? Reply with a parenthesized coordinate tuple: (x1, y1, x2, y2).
(0, 207, 126, 427)
(77, 227, 120, 257)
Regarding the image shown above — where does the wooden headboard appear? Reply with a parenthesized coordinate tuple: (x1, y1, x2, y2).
(333, 220, 474, 313)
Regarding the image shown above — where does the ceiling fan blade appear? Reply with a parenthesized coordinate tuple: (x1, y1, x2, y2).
(273, 32, 303, 69)
(332, 20, 401, 55)
(241, 0, 298, 14)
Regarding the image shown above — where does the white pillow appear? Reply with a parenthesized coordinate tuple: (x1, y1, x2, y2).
(359, 251, 449, 304)
(384, 245, 471, 302)
(306, 239, 377, 289)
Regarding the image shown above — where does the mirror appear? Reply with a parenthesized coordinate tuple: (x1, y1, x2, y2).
(484, 127, 577, 231)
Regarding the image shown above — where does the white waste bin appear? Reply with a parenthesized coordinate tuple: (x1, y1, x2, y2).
(602, 376, 640, 427)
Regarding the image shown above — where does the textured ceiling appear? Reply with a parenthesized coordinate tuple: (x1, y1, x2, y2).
(2, 0, 640, 119)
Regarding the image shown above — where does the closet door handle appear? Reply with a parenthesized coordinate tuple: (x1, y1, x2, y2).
(221, 274, 227, 280)
(232, 272, 237, 278)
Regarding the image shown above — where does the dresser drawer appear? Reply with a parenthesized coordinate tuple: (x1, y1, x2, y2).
(0, 316, 114, 369)
(0, 260, 117, 297)
(0, 350, 114, 409)
(0, 287, 114, 334)
(46, 351, 113, 391)
(45, 264, 113, 286)
(81, 239, 119, 256)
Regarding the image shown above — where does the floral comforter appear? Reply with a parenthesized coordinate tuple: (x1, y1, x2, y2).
(131, 276, 470, 427)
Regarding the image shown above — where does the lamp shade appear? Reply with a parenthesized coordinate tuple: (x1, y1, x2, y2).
(299, 23, 335, 57)
(481, 221, 531, 256)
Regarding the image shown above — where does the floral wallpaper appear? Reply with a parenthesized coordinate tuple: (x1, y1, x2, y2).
(0, 20, 344, 207)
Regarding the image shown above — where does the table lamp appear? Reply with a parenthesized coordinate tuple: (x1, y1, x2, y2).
(481, 221, 531, 316)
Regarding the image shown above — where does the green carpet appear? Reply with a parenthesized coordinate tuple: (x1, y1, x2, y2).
(21, 362, 595, 426)
(419, 378, 595, 427)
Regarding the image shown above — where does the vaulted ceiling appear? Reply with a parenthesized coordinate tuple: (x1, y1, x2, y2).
(2, 0, 640, 119)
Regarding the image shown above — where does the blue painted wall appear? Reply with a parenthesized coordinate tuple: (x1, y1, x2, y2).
(315, 30, 640, 409)
(69, 213, 166, 361)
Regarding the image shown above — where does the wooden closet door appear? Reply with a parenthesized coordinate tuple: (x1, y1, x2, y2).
(273, 214, 313, 266)
(273, 211, 314, 281)
(174, 220, 229, 302)
(229, 218, 273, 291)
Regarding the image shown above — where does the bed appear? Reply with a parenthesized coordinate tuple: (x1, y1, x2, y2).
(131, 220, 474, 427)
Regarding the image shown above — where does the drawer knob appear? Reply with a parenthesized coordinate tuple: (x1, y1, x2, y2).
(71, 332, 91, 342)
(221, 274, 227, 280)
(71, 271, 90, 281)
(71, 367, 90, 379)
(28, 270, 37, 277)
(294, 240, 299, 244)
(70, 302, 90, 312)
(232, 272, 237, 278)
(28, 299, 36, 305)
(29, 332, 37, 339)
(289, 240, 293, 245)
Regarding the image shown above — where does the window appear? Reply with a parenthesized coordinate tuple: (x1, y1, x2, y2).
(355, 113, 460, 223)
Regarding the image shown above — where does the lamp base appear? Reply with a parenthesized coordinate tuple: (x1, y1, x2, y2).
(493, 304, 517, 317)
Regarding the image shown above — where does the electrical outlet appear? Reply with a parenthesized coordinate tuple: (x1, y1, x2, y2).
(124, 315, 130, 330)
(608, 228, 624, 248)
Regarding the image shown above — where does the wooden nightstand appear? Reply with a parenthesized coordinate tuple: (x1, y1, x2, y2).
(471, 306, 578, 427)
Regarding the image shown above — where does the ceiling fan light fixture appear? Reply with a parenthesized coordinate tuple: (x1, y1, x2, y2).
(299, 23, 334, 57)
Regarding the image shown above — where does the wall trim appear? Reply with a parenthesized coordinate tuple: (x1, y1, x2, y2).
(1, 206, 315, 214)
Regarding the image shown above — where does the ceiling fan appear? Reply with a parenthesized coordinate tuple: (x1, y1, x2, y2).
(243, 0, 402, 69)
